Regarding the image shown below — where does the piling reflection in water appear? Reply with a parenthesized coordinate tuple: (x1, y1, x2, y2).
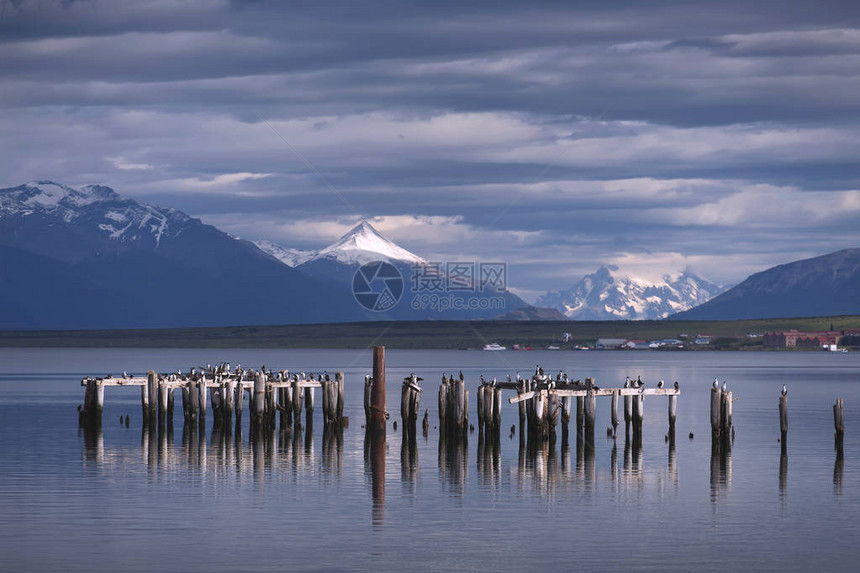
(401, 424, 419, 494)
(710, 440, 732, 502)
(79, 419, 346, 490)
(364, 429, 386, 526)
(476, 430, 500, 490)
(438, 431, 468, 495)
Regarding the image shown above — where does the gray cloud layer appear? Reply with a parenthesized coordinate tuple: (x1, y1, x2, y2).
(2, 0, 860, 299)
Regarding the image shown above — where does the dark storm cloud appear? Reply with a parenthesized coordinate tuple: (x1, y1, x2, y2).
(1, 0, 860, 295)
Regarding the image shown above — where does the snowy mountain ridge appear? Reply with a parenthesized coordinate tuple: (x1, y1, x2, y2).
(0, 180, 190, 247)
(536, 264, 727, 320)
(253, 240, 315, 267)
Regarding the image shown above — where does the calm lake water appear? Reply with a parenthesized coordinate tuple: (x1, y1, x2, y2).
(1, 348, 859, 572)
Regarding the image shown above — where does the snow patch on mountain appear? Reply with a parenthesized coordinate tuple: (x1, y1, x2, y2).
(0, 180, 190, 247)
(253, 240, 315, 267)
(536, 264, 727, 320)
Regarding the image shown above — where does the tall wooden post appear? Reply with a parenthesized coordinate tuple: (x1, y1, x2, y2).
(253, 372, 265, 428)
(95, 380, 104, 422)
(710, 387, 721, 442)
(147, 371, 158, 423)
(623, 392, 632, 438)
(233, 380, 243, 425)
(668, 394, 677, 435)
(611, 390, 619, 437)
(158, 379, 168, 424)
(576, 396, 584, 433)
(335, 372, 345, 423)
(584, 386, 596, 438)
(834, 398, 845, 453)
(371, 346, 386, 435)
(141, 383, 150, 425)
(198, 376, 208, 420)
(779, 393, 788, 452)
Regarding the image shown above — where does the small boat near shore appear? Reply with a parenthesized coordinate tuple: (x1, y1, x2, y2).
(483, 343, 506, 351)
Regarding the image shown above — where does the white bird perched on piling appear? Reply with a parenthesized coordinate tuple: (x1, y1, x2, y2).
(722, 380, 727, 392)
(713, 378, 719, 389)
(782, 384, 787, 396)
(657, 379, 664, 389)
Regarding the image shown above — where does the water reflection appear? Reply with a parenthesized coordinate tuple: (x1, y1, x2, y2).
(710, 441, 732, 502)
(476, 431, 500, 490)
(79, 419, 346, 491)
(364, 429, 386, 526)
(401, 424, 419, 493)
(438, 432, 468, 496)
(834, 450, 843, 495)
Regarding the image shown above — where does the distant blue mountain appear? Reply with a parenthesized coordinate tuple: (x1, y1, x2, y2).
(0, 181, 364, 329)
(669, 248, 860, 320)
(0, 182, 532, 330)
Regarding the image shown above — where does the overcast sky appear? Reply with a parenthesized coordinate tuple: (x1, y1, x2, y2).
(2, 0, 860, 301)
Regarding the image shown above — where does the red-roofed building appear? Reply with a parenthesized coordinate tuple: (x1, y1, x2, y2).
(763, 330, 843, 348)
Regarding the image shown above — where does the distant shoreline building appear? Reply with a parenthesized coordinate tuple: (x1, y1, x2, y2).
(762, 329, 858, 348)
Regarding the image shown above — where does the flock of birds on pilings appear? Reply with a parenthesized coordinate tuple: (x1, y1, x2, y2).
(78, 355, 843, 472)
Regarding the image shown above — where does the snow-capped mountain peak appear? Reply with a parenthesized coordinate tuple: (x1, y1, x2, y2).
(536, 264, 727, 320)
(312, 220, 426, 265)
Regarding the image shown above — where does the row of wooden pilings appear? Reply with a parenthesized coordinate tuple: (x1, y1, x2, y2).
(79, 370, 346, 433)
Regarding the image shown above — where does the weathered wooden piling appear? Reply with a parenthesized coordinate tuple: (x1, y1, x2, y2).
(336, 372, 345, 422)
(518, 379, 527, 426)
(79, 378, 103, 427)
(223, 379, 234, 426)
(779, 393, 788, 448)
(584, 382, 596, 438)
(476, 384, 485, 431)
(233, 378, 243, 424)
(370, 346, 387, 435)
(440, 375, 468, 438)
(400, 375, 422, 437)
(292, 376, 303, 425)
(198, 376, 208, 420)
(576, 396, 584, 434)
(252, 372, 265, 428)
(141, 382, 150, 424)
(668, 393, 677, 434)
(611, 390, 619, 437)
(834, 398, 844, 452)
(365, 375, 373, 426)
(710, 386, 722, 441)
(166, 387, 174, 421)
(158, 379, 168, 424)
(188, 378, 199, 422)
(147, 371, 158, 422)
(304, 383, 315, 427)
(562, 396, 572, 430)
(493, 387, 501, 430)
(623, 391, 632, 437)
(632, 388, 644, 437)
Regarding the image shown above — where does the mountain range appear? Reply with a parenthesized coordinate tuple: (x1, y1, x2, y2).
(0, 181, 529, 329)
(669, 248, 860, 320)
(536, 265, 727, 320)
